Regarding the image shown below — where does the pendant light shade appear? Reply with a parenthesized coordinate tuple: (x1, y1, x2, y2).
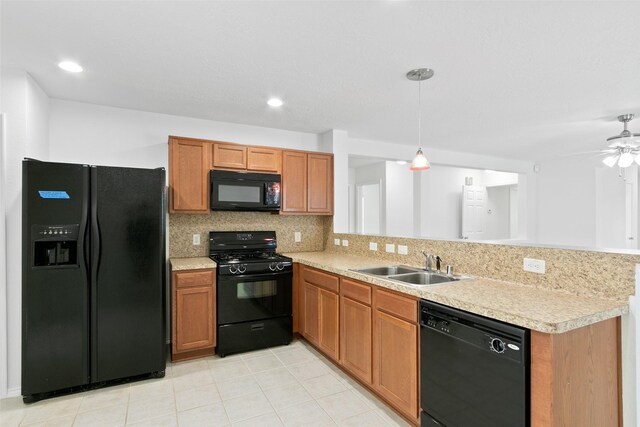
(407, 68, 434, 172)
(410, 148, 431, 170)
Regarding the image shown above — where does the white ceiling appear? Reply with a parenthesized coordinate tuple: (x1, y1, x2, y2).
(2, 1, 640, 161)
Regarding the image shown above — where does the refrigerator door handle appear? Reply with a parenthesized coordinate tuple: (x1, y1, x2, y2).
(90, 178, 101, 286)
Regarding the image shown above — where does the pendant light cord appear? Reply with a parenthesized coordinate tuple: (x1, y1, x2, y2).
(418, 79, 422, 150)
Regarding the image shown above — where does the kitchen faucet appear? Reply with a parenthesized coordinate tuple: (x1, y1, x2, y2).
(421, 250, 433, 272)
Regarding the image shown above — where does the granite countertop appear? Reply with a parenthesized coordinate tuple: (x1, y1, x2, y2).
(170, 257, 216, 271)
(284, 251, 629, 334)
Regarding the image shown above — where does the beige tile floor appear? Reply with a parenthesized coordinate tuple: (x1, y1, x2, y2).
(1, 340, 411, 427)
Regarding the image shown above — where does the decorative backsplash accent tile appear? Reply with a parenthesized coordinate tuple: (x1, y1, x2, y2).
(169, 212, 325, 257)
(323, 218, 638, 301)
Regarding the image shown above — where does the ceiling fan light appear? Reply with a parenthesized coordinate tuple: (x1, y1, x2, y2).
(602, 154, 619, 168)
(618, 152, 634, 168)
(410, 148, 431, 171)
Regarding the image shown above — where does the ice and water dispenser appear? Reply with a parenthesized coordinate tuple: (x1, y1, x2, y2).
(32, 224, 79, 267)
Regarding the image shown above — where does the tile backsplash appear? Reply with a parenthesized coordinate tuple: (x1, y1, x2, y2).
(324, 218, 639, 301)
(169, 212, 325, 257)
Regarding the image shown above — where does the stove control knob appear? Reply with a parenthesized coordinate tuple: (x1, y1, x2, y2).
(229, 265, 238, 274)
(490, 338, 505, 353)
(238, 264, 247, 274)
(269, 263, 277, 271)
(276, 262, 284, 271)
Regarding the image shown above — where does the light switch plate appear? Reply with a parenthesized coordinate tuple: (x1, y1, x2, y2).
(369, 242, 378, 251)
(385, 243, 395, 253)
(192, 234, 200, 245)
(342, 239, 349, 247)
(523, 258, 545, 274)
(294, 231, 301, 242)
(398, 245, 408, 255)
(334, 238, 341, 246)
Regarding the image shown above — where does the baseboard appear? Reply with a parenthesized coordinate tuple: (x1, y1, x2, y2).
(6, 386, 20, 398)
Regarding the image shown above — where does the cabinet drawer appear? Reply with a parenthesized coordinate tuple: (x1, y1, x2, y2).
(302, 266, 339, 293)
(341, 278, 372, 305)
(375, 289, 417, 323)
(175, 269, 215, 288)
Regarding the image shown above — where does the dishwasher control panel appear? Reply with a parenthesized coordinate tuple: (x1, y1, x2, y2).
(420, 303, 527, 364)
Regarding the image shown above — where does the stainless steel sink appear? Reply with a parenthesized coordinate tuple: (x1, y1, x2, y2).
(387, 272, 458, 285)
(353, 265, 421, 276)
(352, 265, 469, 286)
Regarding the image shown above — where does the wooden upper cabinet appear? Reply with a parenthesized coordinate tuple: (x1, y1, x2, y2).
(281, 151, 308, 213)
(169, 137, 210, 213)
(307, 153, 333, 214)
(281, 150, 333, 215)
(212, 143, 247, 170)
(247, 147, 281, 173)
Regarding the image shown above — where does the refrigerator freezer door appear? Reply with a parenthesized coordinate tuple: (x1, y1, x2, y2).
(90, 166, 166, 382)
(22, 160, 90, 396)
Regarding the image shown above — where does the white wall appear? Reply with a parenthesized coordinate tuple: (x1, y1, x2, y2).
(385, 161, 414, 238)
(49, 99, 321, 171)
(1, 69, 50, 396)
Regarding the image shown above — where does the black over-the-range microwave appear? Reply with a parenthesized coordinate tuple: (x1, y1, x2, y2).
(210, 170, 281, 212)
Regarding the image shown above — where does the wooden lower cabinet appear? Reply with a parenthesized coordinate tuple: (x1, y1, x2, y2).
(302, 282, 339, 361)
(530, 317, 620, 427)
(340, 295, 372, 384)
(373, 295, 419, 422)
(300, 266, 340, 361)
(172, 269, 216, 361)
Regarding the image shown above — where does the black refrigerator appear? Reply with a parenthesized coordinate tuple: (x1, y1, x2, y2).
(22, 159, 166, 402)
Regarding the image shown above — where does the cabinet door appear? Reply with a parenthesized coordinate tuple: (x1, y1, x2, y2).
(169, 138, 210, 213)
(213, 143, 247, 170)
(373, 309, 418, 420)
(174, 286, 215, 353)
(247, 147, 281, 173)
(307, 153, 333, 214)
(281, 151, 308, 213)
(319, 289, 339, 361)
(340, 296, 372, 384)
(302, 282, 320, 346)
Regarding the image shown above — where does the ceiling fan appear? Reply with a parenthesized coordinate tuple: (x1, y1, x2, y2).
(600, 114, 640, 168)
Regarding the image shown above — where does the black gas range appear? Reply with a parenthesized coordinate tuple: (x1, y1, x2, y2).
(209, 231, 293, 357)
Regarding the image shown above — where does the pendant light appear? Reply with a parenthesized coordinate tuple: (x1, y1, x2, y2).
(602, 114, 640, 168)
(407, 68, 434, 171)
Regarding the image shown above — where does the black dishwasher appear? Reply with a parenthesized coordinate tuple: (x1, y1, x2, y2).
(420, 300, 529, 427)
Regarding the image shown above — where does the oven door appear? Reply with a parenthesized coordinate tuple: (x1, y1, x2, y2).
(217, 271, 292, 325)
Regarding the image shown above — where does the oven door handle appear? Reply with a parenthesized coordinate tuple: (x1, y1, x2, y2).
(221, 271, 292, 281)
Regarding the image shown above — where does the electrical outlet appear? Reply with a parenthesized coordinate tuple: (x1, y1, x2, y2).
(523, 258, 545, 274)
(398, 245, 408, 255)
(342, 239, 349, 247)
(294, 231, 301, 242)
(334, 238, 341, 246)
(385, 243, 395, 253)
(369, 242, 378, 251)
(192, 234, 200, 245)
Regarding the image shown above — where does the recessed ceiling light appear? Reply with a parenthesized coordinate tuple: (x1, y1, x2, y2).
(267, 98, 283, 107)
(58, 61, 83, 73)
(484, 169, 496, 173)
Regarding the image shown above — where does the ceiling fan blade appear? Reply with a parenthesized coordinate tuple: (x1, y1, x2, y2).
(557, 149, 615, 158)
